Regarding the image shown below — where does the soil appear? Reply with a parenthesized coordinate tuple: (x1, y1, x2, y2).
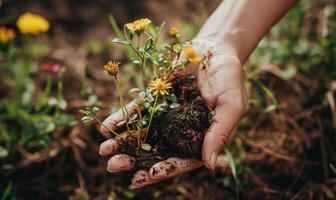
(117, 77, 210, 169)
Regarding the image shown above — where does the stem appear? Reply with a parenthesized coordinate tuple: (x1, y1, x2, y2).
(137, 33, 141, 50)
(94, 117, 119, 137)
(55, 72, 64, 117)
(130, 45, 143, 61)
(113, 76, 131, 132)
(145, 94, 159, 141)
(39, 75, 52, 111)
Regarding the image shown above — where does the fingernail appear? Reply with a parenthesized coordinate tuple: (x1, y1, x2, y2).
(209, 152, 218, 170)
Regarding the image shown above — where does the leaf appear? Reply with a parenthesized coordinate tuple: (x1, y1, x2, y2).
(128, 88, 141, 94)
(145, 38, 154, 51)
(81, 116, 93, 123)
(108, 14, 124, 39)
(129, 31, 134, 41)
(92, 107, 100, 115)
(58, 99, 68, 110)
(330, 164, 336, 175)
(85, 95, 97, 106)
(79, 109, 89, 115)
(112, 38, 131, 46)
(45, 122, 56, 133)
(225, 149, 237, 182)
(141, 143, 152, 151)
(1, 182, 12, 200)
(132, 59, 141, 65)
(176, 186, 187, 194)
(169, 94, 177, 102)
(169, 103, 180, 109)
(122, 190, 135, 199)
(0, 145, 9, 158)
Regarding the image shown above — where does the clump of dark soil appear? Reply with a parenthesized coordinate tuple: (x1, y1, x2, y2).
(117, 76, 211, 169)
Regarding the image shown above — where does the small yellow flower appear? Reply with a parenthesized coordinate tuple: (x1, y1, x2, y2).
(0, 27, 16, 43)
(125, 18, 151, 34)
(183, 45, 201, 63)
(104, 60, 120, 76)
(170, 27, 179, 38)
(149, 78, 172, 96)
(16, 12, 50, 35)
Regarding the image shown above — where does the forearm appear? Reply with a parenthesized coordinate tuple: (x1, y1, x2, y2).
(196, 0, 298, 63)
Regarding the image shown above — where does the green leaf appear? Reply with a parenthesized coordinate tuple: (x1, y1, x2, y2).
(1, 182, 12, 200)
(330, 164, 336, 175)
(92, 107, 100, 115)
(128, 88, 141, 94)
(225, 149, 237, 182)
(45, 122, 56, 133)
(0, 145, 9, 158)
(122, 190, 135, 199)
(169, 103, 180, 109)
(85, 95, 97, 106)
(81, 116, 93, 123)
(141, 143, 152, 151)
(129, 31, 134, 41)
(108, 14, 124, 39)
(58, 99, 68, 110)
(79, 110, 89, 115)
(169, 94, 177, 102)
(132, 59, 141, 65)
(112, 38, 131, 46)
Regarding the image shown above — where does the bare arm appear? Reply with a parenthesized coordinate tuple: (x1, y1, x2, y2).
(196, 0, 299, 63)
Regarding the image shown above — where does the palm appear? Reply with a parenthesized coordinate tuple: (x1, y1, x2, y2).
(99, 40, 247, 188)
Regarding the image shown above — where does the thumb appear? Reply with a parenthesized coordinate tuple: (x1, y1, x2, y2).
(202, 90, 245, 170)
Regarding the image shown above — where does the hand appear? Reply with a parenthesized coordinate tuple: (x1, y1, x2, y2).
(99, 38, 247, 188)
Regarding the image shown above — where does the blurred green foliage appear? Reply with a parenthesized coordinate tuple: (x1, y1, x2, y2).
(0, 37, 75, 163)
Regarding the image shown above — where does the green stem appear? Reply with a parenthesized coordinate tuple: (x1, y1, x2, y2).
(55, 72, 64, 117)
(145, 94, 159, 141)
(39, 75, 52, 108)
(113, 76, 131, 132)
(94, 117, 119, 136)
(130, 45, 143, 61)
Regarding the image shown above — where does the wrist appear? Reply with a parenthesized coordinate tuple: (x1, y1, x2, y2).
(194, 29, 247, 64)
(192, 35, 242, 65)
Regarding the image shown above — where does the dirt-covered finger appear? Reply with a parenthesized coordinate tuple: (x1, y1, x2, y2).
(100, 101, 137, 137)
(107, 154, 136, 173)
(148, 158, 202, 180)
(99, 138, 119, 156)
(130, 170, 160, 189)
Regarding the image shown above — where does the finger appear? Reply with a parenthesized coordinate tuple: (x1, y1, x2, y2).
(99, 131, 129, 156)
(202, 90, 245, 170)
(107, 154, 136, 173)
(100, 101, 138, 137)
(148, 157, 202, 180)
(130, 170, 160, 189)
(99, 138, 118, 156)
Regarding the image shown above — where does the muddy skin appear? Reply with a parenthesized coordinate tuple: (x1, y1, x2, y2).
(117, 77, 211, 170)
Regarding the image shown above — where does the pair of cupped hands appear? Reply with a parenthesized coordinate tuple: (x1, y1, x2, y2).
(99, 38, 248, 189)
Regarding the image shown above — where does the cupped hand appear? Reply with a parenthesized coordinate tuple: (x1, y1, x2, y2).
(99, 38, 247, 188)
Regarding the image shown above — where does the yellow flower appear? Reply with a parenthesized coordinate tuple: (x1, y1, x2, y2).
(104, 60, 120, 76)
(183, 45, 201, 63)
(125, 18, 151, 34)
(149, 78, 172, 96)
(170, 27, 179, 38)
(0, 27, 16, 43)
(16, 12, 50, 35)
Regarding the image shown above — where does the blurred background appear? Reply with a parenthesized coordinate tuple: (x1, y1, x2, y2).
(0, 0, 335, 199)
